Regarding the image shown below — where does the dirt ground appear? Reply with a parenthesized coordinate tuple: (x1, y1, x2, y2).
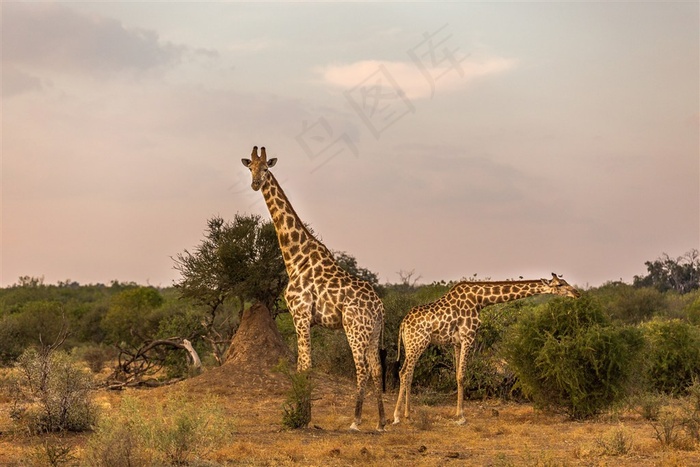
(1, 360, 699, 466)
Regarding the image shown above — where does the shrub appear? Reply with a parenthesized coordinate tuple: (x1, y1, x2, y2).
(11, 347, 97, 433)
(72, 344, 114, 374)
(687, 296, 700, 325)
(274, 359, 313, 429)
(649, 407, 694, 450)
(595, 427, 634, 456)
(411, 346, 456, 393)
(31, 436, 76, 467)
(503, 296, 644, 419)
(632, 392, 664, 421)
(311, 327, 354, 378)
(641, 319, 700, 395)
(592, 283, 665, 324)
(0, 302, 68, 364)
(673, 377, 700, 445)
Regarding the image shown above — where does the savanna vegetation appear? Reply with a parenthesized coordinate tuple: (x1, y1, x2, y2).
(1, 214, 699, 465)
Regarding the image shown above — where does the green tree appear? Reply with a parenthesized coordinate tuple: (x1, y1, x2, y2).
(332, 250, 380, 291)
(590, 282, 665, 324)
(102, 287, 164, 347)
(174, 215, 287, 315)
(173, 214, 287, 364)
(0, 301, 68, 363)
(634, 249, 700, 294)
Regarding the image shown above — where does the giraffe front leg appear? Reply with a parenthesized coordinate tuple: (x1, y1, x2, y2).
(394, 338, 428, 424)
(294, 321, 312, 373)
(392, 372, 405, 425)
(455, 341, 470, 425)
(392, 359, 413, 425)
(286, 290, 313, 373)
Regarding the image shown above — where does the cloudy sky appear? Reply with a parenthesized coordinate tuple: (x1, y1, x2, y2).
(2, 2, 698, 288)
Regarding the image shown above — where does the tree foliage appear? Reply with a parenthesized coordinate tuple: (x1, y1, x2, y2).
(332, 251, 380, 290)
(634, 249, 700, 294)
(174, 214, 287, 314)
(102, 287, 164, 347)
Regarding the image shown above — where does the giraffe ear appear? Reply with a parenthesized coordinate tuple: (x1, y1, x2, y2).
(267, 158, 278, 167)
(241, 158, 252, 168)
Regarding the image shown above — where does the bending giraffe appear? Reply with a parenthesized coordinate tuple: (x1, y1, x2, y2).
(241, 146, 386, 431)
(393, 273, 580, 425)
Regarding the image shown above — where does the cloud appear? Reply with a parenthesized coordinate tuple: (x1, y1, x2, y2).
(318, 56, 516, 100)
(226, 38, 281, 53)
(3, 3, 184, 76)
(1, 66, 45, 97)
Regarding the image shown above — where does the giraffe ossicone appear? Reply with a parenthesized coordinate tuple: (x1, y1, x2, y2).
(393, 273, 580, 425)
(241, 146, 387, 431)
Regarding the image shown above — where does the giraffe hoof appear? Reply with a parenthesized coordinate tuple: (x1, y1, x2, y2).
(392, 418, 401, 425)
(349, 422, 360, 432)
(455, 418, 467, 426)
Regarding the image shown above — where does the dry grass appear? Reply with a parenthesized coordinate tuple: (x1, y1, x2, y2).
(1, 362, 699, 466)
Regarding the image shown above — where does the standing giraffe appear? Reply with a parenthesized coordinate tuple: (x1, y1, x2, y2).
(241, 146, 386, 431)
(393, 273, 580, 425)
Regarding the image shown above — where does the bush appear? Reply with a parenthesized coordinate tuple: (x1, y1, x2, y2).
(0, 302, 68, 364)
(72, 344, 114, 374)
(686, 296, 700, 325)
(10, 347, 97, 433)
(641, 319, 700, 395)
(311, 328, 354, 378)
(503, 296, 644, 419)
(102, 287, 164, 347)
(274, 359, 313, 429)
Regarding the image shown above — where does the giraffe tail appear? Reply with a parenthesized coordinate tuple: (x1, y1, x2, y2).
(396, 321, 403, 362)
(380, 319, 387, 393)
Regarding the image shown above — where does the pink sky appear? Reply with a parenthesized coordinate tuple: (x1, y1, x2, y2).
(2, 2, 698, 288)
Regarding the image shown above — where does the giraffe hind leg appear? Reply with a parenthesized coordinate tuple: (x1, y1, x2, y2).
(368, 339, 387, 431)
(347, 333, 370, 431)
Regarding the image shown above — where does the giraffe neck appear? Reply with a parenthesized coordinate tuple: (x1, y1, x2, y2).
(260, 172, 332, 273)
(473, 280, 548, 306)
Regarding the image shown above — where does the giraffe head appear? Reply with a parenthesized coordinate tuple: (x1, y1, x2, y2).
(241, 146, 277, 191)
(541, 273, 581, 298)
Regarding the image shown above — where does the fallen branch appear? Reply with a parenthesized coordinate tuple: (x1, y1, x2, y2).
(109, 338, 202, 387)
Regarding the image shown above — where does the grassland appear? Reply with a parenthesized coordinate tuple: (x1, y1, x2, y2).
(1, 361, 698, 466)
